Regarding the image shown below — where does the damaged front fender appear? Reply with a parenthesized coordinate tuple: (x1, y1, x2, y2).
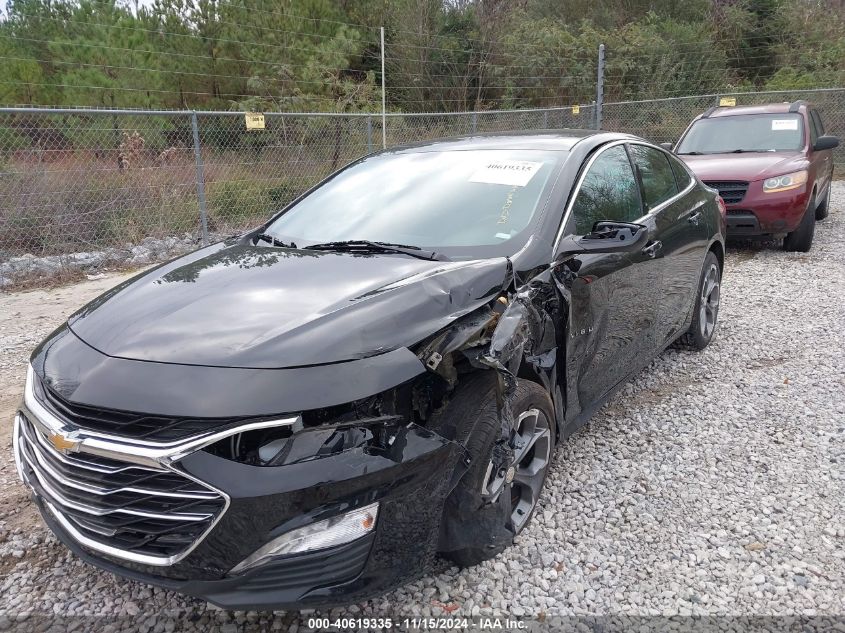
(412, 269, 566, 525)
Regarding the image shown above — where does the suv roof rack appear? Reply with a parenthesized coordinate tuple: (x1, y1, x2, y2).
(788, 100, 807, 113)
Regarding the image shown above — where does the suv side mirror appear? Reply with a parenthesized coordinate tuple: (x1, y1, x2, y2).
(659, 142, 674, 152)
(814, 135, 840, 152)
(556, 221, 648, 261)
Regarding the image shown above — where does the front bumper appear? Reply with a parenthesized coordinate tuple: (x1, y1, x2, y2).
(37, 496, 380, 611)
(724, 183, 811, 237)
(16, 403, 465, 610)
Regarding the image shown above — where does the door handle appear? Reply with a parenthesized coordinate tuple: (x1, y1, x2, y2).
(642, 240, 663, 258)
(688, 210, 702, 223)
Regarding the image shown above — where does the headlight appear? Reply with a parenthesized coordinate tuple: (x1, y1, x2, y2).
(762, 170, 807, 193)
(204, 415, 402, 466)
(230, 503, 379, 574)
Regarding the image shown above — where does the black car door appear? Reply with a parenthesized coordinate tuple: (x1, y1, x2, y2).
(556, 143, 664, 425)
(627, 143, 707, 347)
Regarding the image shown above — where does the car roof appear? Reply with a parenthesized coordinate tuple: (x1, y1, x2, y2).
(703, 102, 809, 119)
(388, 129, 635, 153)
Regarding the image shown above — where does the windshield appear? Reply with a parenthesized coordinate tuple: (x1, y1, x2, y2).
(677, 113, 805, 154)
(263, 149, 563, 257)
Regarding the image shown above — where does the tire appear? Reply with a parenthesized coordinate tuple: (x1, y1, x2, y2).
(815, 184, 830, 221)
(432, 374, 556, 568)
(783, 194, 816, 252)
(677, 251, 721, 351)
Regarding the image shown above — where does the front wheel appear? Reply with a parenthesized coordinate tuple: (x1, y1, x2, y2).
(783, 194, 816, 252)
(815, 185, 830, 221)
(432, 374, 556, 568)
(677, 251, 721, 350)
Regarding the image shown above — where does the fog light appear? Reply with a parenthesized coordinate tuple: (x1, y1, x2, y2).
(230, 503, 379, 575)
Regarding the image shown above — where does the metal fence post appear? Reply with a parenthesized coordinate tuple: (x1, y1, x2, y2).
(190, 111, 209, 246)
(471, 112, 478, 133)
(366, 116, 373, 153)
(596, 43, 605, 130)
(543, 110, 549, 129)
(380, 26, 387, 149)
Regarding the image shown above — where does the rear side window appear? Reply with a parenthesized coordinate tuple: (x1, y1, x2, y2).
(668, 153, 693, 190)
(811, 110, 825, 135)
(808, 112, 820, 145)
(629, 144, 678, 209)
(571, 145, 642, 235)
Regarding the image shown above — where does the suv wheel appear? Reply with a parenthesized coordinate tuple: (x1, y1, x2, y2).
(432, 374, 556, 568)
(815, 185, 831, 221)
(783, 194, 816, 252)
(677, 251, 721, 350)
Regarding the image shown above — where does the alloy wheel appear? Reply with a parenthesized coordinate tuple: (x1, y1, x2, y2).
(699, 263, 721, 339)
(481, 408, 552, 533)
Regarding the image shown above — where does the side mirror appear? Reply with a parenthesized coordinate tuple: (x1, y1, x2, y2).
(813, 135, 840, 152)
(556, 221, 648, 260)
(660, 142, 674, 152)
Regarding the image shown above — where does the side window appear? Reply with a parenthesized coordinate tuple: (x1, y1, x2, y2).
(811, 110, 825, 136)
(571, 145, 642, 235)
(667, 153, 693, 190)
(628, 144, 678, 209)
(808, 111, 819, 145)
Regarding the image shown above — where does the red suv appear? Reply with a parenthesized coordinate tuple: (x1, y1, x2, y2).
(672, 101, 838, 251)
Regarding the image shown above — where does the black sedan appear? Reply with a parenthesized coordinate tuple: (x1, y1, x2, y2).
(13, 130, 726, 610)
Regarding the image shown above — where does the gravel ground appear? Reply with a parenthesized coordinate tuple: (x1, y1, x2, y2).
(1, 184, 844, 631)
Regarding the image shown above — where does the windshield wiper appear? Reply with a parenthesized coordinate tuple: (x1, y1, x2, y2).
(304, 240, 449, 261)
(255, 233, 297, 248)
(677, 151, 704, 155)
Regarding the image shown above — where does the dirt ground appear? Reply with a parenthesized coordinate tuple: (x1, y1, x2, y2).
(0, 271, 141, 534)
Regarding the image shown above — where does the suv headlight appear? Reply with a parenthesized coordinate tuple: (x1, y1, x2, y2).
(763, 170, 807, 193)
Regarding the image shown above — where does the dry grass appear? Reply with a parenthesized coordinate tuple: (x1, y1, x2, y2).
(0, 146, 348, 259)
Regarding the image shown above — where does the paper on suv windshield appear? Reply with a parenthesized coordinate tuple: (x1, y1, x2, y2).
(772, 119, 799, 131)
(469, 160, 543, 187)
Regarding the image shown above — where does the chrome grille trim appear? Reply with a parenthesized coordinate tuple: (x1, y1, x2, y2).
(26, 419, 164, 475)
(18, 440, 212, 522)
(16, 365, 301, 566)
(19, 421, 218, 504)
(16, 412, 228, 565)
(24, 367, 300, 469)
(42, 500, 195, 567)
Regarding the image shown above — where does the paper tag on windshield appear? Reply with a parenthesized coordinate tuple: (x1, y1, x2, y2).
(469, 160, 543, 187)
(772, 119, 798, 131)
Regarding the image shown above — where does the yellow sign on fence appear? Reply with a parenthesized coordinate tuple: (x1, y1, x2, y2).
(245, 113, 266, 130)
(572, 104, 580, 115)
(718, 97, 736, 107)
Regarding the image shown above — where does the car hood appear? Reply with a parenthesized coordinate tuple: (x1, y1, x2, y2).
(67, 243, 510, 369)
(680, 152, 807, 182)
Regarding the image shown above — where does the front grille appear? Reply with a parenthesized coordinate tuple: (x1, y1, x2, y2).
(37, 377, 239, 442)
(17, 413, 226, 561)
(703, 181, 749, 204)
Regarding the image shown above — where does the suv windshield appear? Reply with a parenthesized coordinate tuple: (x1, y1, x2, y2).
(263, 149, 563, 257)
(677, 113, 804, 154)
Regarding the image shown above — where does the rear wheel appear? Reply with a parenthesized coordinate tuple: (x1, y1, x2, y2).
(677, 251, 721, 350)
(783, 194, 816, 252)
(432, 374, 556, 568)
(815, 185, 830, 221)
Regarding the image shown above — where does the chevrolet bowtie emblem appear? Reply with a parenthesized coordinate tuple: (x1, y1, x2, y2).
(48, 432, 79, 454)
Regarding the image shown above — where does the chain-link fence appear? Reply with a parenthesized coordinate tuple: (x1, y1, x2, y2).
(0, 89, 842, 286)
